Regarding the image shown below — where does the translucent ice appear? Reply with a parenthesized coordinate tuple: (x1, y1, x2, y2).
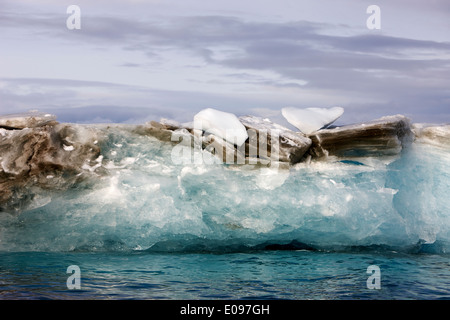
(0, 113, 449, 254)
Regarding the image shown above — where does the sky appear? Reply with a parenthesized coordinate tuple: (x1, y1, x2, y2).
(0, 0, 449, 126)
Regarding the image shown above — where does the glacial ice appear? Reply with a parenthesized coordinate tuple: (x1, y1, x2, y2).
(308, 114, 414, 159)
(412, 123, 450, 148)
(0, 111, 449, 254)
(281, 106, 345, 134)
(239, 115, 312, 164)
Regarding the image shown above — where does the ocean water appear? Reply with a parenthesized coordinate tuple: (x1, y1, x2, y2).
(1, 250, 449, 300)
(1, 123, 450, 300)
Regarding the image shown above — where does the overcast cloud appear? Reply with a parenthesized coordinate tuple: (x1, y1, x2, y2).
(0, 0, 449, 125)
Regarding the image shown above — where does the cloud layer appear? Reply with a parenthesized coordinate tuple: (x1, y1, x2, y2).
(1, 0, 449, 124)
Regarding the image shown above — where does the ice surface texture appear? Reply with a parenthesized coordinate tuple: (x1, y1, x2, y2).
(239, 115, 312, 164)
(308, 115, 414, 158)
(0, 111, 449, 253)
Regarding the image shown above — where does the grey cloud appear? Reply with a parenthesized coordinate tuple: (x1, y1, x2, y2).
(119, 62, 141, 68)
(81, 14, 450, 113)
(1, 5, 449, 123)
(327, 34, 450, 53)
(2, 77, 138, 88)
(66, 14, 450, 75)
(4, 9, 448, 68)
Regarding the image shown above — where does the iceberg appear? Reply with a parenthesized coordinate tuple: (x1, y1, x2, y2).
(281, 106, 344, 134)
(0, 111, 449, 254)
(193, 108, 248, 147)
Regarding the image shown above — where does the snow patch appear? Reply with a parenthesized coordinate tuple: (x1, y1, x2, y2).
(193, 108, 248, 146)
(281, 107, 344, 134)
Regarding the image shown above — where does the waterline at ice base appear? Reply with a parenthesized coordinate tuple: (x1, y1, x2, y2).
(0, 108, 449, 254)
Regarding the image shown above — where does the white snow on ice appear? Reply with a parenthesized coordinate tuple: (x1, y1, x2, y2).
(281, 107, 345, 134)
(193, 108, 248, 146)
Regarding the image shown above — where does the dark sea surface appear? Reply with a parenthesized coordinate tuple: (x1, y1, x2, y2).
(1, 250, 449, 300)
